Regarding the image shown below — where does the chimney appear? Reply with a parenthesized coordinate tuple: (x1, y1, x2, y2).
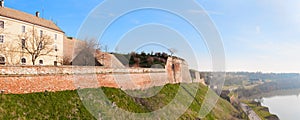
(36, 11, 40, 17)
(0, 0, 4, 7)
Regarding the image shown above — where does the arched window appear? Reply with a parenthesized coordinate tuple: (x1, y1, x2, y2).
(0, 55, 5, 65)
(54, 61, 58, 66)
(21, 58, 26, 65)
(54, 44, 58, 51)
(39, 60, 43, 65)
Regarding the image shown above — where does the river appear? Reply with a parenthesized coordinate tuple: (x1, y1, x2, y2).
(262, 94, 300, 120)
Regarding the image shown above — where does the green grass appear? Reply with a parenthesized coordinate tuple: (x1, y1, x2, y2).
(0, 83, 243, 119)
(0, 90, 95, 119)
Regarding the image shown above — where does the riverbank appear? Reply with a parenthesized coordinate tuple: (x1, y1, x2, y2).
(239, 88, 300, 119)
(240, 103, 261, 120)
(227, 92, 279, 120)
(241, 100, 279, 120)
(248, 88, 300, 99)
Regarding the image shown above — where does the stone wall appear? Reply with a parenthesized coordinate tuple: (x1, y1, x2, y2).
(0, 73, 170, 94)
(0, 66, 164, 76)
(190, 70, 206, 85)
(165, 57, 193, 83)
(0, 57, 205, 94)
(0, 66, 168, 94)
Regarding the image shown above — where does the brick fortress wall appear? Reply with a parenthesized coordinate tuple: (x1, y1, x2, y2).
(0, 58, 205, 94)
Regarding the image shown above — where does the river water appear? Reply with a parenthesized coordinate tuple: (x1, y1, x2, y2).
(262, 94, 300, 120)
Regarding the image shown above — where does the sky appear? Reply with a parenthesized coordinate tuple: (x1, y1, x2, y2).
(5, 0, 300, 73)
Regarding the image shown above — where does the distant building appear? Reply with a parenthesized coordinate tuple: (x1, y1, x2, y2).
(63, 37, 87, 64)
(0, 0, 64, 65)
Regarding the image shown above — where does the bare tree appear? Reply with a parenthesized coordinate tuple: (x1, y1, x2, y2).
(0, 42, 22, 65)
(19, 29, 54, 65)
(72, 39, 102, 66)
(168, 48, 177, 57)
(62, 55, 72, 65)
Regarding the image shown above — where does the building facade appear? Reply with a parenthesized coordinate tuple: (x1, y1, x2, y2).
(0, 1, 64, 66)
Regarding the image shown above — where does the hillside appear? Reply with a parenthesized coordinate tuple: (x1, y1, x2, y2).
(0, 83, 243, 119)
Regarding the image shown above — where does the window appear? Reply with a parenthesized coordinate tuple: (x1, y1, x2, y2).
(39, 60, 43, 65)
(54, 61, 58, 66)
(54, 34, 57, 40)
(21, 58, 26, 65)
(21, 39, 26, 49)
(40, 30, 43, 37)
(0, 21, 4, 29)
(22, 26, 25, 33)
(38, 43, 43, 50)
(0, 35, 4, 43)
(0, 56, 5, 65)
(54, 44, 58, 51)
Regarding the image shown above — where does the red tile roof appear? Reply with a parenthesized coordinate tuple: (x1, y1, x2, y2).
(0, 7, 64, 33)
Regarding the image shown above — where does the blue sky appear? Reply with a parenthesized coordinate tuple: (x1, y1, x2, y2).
(6, 0, 300, 73)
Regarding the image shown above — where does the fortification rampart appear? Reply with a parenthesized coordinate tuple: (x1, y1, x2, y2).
(0, 57, 205, 94)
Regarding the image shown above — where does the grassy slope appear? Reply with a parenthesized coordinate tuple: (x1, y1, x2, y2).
(0, 91, 95, 119)
(0, 83, 242, 119)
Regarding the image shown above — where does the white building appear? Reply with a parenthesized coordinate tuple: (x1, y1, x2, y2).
(0, 0, 64, 66)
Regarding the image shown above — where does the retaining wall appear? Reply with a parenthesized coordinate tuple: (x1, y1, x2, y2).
(0, 57, 205, 94)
